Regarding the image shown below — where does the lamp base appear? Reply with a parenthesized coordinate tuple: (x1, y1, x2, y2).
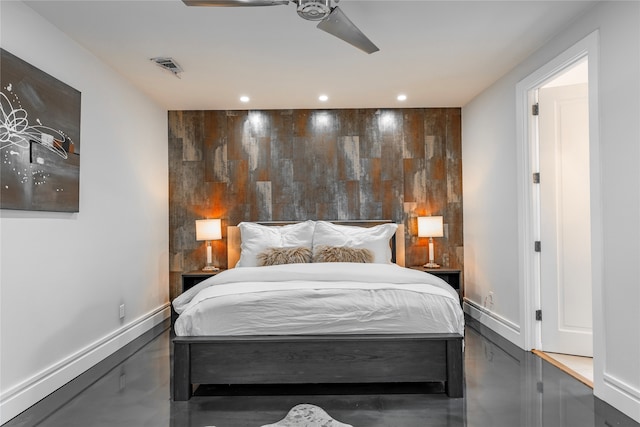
(423, 262, 440, 268)
(202, 265, 220, 272)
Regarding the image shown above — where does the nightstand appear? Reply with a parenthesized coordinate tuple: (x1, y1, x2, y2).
(410, 266, 462, 300)
(181, 270, 224, 294)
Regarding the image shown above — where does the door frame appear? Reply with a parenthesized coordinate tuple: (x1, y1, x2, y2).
(515, 30, 602, 377)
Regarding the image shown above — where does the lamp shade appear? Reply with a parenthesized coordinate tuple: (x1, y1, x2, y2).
(196, 219, 222, 241)
(418, 216, 444, 238)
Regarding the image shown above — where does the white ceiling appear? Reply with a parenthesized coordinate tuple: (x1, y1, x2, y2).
(24, 0, 598, 110)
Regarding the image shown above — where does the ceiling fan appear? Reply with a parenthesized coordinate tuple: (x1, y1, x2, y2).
(182, 0, 379, 54)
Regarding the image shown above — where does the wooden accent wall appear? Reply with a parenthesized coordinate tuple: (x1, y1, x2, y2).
(168, 108, 462, 300)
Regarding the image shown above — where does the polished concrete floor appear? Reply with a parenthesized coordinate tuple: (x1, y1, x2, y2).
(4, 318, 638, 427)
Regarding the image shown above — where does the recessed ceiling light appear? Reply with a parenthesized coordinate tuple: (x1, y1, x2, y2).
(397, 94, 407, 101)
(240, 96, 250, 103)
(319, 94, 329, 102)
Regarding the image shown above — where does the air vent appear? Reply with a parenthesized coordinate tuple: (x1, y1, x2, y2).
(150, 57, 183, 78)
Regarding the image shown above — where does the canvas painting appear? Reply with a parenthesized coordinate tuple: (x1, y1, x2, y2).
(1, 49, 81, 212)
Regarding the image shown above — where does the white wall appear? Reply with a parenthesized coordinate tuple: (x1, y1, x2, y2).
(0, 2, 169, 423)
(462, 1, 640, 422)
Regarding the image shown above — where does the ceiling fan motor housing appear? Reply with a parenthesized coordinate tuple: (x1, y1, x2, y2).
(296, 0, 332, 21)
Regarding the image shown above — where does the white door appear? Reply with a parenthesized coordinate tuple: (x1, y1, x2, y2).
(538, 82, 593, 357)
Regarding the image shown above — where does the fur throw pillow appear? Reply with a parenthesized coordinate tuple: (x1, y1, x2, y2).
(312, 245, 374, 263)
(257, 246, 312, 266)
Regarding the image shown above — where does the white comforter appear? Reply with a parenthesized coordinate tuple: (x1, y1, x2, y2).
(172, 263, 464, 337)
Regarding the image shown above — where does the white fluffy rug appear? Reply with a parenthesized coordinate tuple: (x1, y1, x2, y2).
(260, 404, 353, 427)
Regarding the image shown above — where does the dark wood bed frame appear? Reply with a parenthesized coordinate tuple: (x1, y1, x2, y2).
(172, 221, 464, 400)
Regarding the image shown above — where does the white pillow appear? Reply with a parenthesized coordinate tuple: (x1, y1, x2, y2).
(312, 221, 398, 264)
(236, 221, 316, 267)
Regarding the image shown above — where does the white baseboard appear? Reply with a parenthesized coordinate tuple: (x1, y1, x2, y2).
(598, 373, 640, 423)
(463, 298, 522, 348)
(0, 304, 170, 424)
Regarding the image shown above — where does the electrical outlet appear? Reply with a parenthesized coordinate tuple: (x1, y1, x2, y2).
(119, 304, 125, 319)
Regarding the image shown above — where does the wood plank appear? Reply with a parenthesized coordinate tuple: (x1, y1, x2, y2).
(403, 158, 426, 203)
(359, 109, 381, 159)
(203, 111, 228, 183)
(173, 341, 192, 401)
(446, 338, 464, 397)
(446, 108, 463, 204)
(255, 181, 273, 221)
(172, 333, 463, 401)
(181, 111, 205, 162)
(403, 109, 424, 159)
(271, 110, 294, 160)
(191, 338, 448, 384)
(228, 159, 248, 203)
(337, 136, 360, 181)
(226, 111, 248, 161)
(175, 333, 462, 343)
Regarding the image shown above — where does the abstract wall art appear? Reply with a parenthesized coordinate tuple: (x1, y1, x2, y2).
(1, 49, 81, 212)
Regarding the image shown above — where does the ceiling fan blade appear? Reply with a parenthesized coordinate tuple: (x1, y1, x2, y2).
(316, 6, 379, 54)
(183, 0, 289, 6)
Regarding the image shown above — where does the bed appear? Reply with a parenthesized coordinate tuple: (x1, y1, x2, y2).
(172, 220, 464, 400)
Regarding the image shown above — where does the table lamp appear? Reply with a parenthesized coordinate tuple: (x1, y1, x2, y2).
(196, 219, 222, 271)
(418, 216, 444, 268)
